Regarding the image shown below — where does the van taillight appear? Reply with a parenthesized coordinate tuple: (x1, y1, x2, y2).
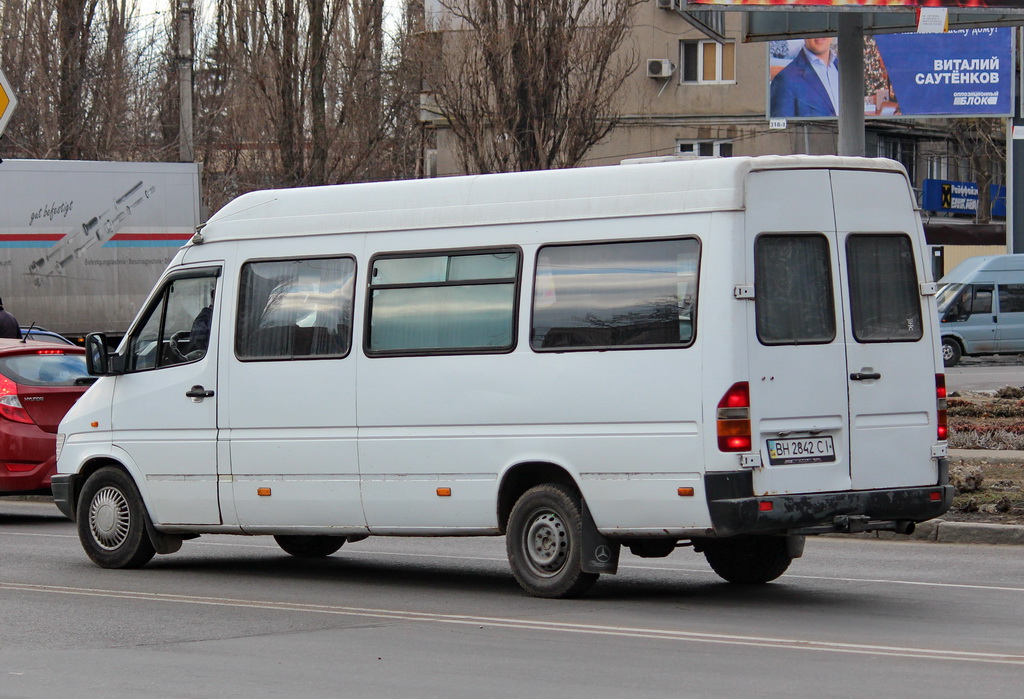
(717, 382, 751, 452)
(0, 375, 33, 424)
(936, 374, 948, 440)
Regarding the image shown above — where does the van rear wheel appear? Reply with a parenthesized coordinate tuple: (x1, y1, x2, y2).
(77, 466, 156, 569)
(696, 535, 793, 584)
(942, 337, 962, 367)
(274, 535, 345, 558)
(506, 484, 598, 599)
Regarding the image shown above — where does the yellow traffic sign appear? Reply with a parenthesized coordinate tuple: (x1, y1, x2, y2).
(0, 67, 18, 139)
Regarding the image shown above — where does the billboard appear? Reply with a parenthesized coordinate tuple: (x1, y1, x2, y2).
(767, 28, 1013, 119)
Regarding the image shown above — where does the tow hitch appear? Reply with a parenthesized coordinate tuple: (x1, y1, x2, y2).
(793, 516, 917, 536)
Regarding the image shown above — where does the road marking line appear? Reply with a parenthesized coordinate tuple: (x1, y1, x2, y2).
(2, 581, 1023, 666)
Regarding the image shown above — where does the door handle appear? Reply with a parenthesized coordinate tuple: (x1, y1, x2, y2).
(850, 372, 881, 381)
(185, 385, 215, 400)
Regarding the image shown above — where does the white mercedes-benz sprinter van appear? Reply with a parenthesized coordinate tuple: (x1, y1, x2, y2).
(54, 155, 951, 598)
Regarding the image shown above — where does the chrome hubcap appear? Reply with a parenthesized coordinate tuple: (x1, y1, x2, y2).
(89, 486, 131, 550)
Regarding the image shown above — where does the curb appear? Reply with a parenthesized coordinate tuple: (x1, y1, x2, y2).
(948, 449, 1024, 464)
(870, 519, 1024, 545)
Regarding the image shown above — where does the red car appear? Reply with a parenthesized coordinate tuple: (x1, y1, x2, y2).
(0, 338, 92, 495)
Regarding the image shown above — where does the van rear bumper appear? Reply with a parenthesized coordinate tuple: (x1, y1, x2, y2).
(705, 468, 954, 538)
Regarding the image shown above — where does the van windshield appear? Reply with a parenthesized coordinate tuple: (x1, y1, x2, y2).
(936, 283, 964, 314)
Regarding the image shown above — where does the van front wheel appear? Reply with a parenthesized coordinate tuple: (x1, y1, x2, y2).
(274, 535, 345, 558)
(77, 467, 156, 569)
(506, 484, 598, 598)
(696, 535, 792, 584)
(942, 337, 962, 367)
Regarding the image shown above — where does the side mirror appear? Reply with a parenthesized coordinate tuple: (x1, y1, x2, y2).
(85, 333, 111, 376)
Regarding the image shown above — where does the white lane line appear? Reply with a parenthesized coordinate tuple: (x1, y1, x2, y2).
(2, 581, 1022, 666)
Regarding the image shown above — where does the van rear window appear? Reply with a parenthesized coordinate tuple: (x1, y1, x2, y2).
(755, 234, 836, 345)
(531, 238, 699, 351)
(847, 234, 923, 343)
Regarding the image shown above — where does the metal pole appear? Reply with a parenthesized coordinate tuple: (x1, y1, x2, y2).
(179, 0, 195, 163)
(837, 12, 865, 157)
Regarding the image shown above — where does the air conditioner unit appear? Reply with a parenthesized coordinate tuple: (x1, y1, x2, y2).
(647, 59, 676, 79)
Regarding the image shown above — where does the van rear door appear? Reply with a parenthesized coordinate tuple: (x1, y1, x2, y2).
(831, 168, 939, 490)
(745, 167, 939, 497)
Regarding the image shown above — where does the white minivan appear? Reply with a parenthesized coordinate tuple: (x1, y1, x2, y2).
(54, 155, 951, 598)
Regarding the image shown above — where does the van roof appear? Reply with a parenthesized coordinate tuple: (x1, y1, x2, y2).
(199, 155, 909, 243)
(939, 254, 1024, 283)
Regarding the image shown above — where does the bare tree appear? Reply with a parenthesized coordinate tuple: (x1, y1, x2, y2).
(424, 0, 641, 174)
(0, 0, 150, 160)
(948, 118, 1005, 225)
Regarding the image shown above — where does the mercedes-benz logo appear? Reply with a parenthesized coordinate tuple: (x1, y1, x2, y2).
(594, 545, 611, 563)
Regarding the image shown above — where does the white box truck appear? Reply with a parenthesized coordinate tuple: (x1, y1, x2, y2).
(53, 155, 952, 598)
(0, 159, 202, 341)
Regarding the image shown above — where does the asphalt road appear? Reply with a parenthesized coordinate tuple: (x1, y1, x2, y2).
(946, 356, 1023, 392)
(2, 498, 1023, 698)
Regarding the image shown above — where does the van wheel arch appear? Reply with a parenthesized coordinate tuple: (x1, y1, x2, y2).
(65, 458, 132, 521)
(497, 461, 579, 535)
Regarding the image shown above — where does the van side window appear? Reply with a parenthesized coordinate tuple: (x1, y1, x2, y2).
(755, 234, 835, 345)
(236, 257, 355, 360)
(847, 234, 923, 343)
(999, 284, 1024, 313)
(366, 249, 519, 354)
(532, 238, 699, 350)
(127, 273, 220, 372)
(972, 286, 993, 315)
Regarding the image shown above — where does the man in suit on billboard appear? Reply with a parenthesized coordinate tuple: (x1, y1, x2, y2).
(770, 38, 839, 118)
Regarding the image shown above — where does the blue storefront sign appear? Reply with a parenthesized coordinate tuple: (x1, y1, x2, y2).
(922, 179, 1007, 217)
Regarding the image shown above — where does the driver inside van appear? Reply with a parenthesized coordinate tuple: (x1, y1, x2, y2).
(186, 287, 215, 357)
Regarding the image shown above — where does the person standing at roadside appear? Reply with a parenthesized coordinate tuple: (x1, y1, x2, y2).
(0, 298, 20, 339)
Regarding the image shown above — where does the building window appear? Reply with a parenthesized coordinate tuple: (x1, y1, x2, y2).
(875, 136, 917, 183)
(680, 40, 735, 84)
(677, 140, 733, 157)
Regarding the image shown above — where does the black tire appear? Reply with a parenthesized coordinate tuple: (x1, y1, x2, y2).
(942, 337, 962, 367)
(274, 535, 345, 558)
(696, 535, 793, 584)
(506, 484, 598, 599)
(77, 466, 156, 569)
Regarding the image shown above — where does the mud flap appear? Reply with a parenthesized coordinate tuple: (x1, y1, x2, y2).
(580, 499, 620, 574)
(144, 511, 183, 555)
